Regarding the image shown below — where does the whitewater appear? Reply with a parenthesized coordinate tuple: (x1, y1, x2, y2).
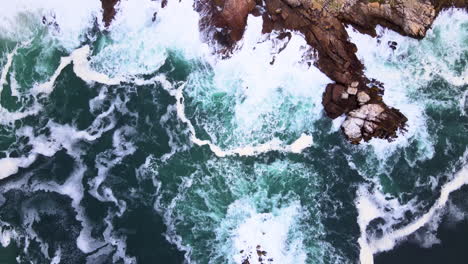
(0, 1, 466, 264)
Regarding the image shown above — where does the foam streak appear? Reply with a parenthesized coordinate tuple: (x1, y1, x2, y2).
(0, 46, 17, 93)
(34, 45, 122, 94)
(158, 76, 314, 157)
(357, 163, 468, 264)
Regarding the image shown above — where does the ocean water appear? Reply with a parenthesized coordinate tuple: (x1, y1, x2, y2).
(0, 1, 466, 263)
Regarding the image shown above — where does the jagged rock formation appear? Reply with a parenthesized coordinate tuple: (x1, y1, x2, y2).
(193, 0, 467, 143)
(99, 0, 467, 143)
(101, 0, 120, 27)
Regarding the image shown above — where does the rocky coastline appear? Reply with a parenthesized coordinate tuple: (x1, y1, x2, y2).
(100, 0, 467, 143)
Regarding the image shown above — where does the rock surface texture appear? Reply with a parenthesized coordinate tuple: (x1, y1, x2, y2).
(101, 0, 120, 27)
(99, 0, 467, 143)
(194, 0, 467, 143)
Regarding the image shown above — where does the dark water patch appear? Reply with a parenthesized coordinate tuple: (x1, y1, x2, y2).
(114, 206, 185, 264)
(46, 64, 98, 129)
(0, 241, 19, 264)
(0, 190, 86, 263)
(376, 186, 468, 264)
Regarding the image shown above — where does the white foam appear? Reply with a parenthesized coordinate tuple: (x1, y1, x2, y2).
(0, 226, 17, 248)
(374, 165, 468, 251)
(0, 158, 21, 180)
(11, 117, 122, 256)
(50, 248, 61, 264)
(57, 1, 328, 158)
(102, 212, 136, 264)
(0, 155, 38, 180)
(347, 9, 468, 161)
(90, 0, 208, 78)
(0, 45, 43, 124)
(97, 4, 323, 156)
(460, 90, 468, 116)
(0, 0, 102, 50)
(357, 161, 468, 263)
(330, 115, 346, 133)
(34, 45, 122, 94)
(349, 9, 468, 262)
(0, 46, 42, 124)
(167, 79, 314, 157)
(289, 134, 314, 153)
(71, 46, 123, 85)
(185, 15, 330, 151)
(230, 202, 306, 264)
(355, 186, 383, 264)
(88, 126, 136, 214)
(0, 46, 18, 94)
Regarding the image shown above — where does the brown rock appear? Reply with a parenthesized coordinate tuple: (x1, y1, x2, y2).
(338, 0, 438, 39)
(221, 0, 256, 41)
(284, 0, 302, 8)
(347, 86, 358, 95)
(193, 0, 462, 143)
(323, 84, 358, 119)
(101, 0, 119, 27)
(342, 103, 407, 143)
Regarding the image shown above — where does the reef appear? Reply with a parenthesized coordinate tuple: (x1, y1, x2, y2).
(100, 0, 467, 143)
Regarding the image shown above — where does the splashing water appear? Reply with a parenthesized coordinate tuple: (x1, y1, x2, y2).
(0, 1, 466, 264)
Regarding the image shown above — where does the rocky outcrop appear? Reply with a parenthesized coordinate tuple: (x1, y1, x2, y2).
(221, 0, 257, 41)
(101, 0, 120, 27)
(97, 0, 466, 143)
(342, 103, 407, 143)
(194, 0, 467, 143)
(339, 0, 437, 38)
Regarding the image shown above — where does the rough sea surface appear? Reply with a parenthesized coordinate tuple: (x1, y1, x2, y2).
(0, 1, 466, 264)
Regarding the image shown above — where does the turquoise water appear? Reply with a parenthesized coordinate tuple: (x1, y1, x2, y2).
(0, 1, 466, 264)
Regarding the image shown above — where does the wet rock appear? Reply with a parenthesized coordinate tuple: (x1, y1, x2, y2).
(101, 0, 119, 27)
(221, 0, 256, 41)
(323, 84, 358, 119)
(341, 92, 349, 100)
(285, 0, 302, 7)
(357, 91, 370, 104)
(339, 0, 437, 39)
(347, 86, 358, 95)
(194, 0, 463, 143)
(342, 104, 407, 143)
